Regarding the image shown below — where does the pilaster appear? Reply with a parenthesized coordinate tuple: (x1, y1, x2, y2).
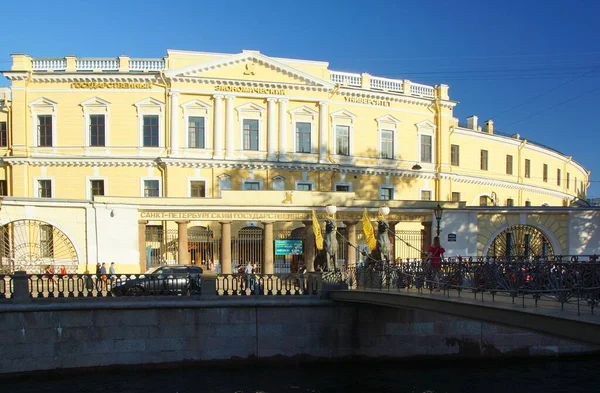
(319, 101, 328, 163)
(303, 220, 316, 272)
(344, 221, 358, 268)
(225, 95, 235, 159)
(262, 221, 274, 274)
(169, 91, 180, 157)
(220, 221, 232, 273)
(267, 98, 277, 161)
(138, 220, 148, 273)
(278, 98, 288, 161)
(213, 94, 224, 159)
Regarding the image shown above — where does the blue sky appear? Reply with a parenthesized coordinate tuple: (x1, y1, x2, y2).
(1, 0, 599, 198)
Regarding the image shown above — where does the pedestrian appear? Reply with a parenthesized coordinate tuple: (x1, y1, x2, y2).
(245, 261, 254, 291)
(59, 265, 67, 275)
(427, 236, 445, 291)
(109, 262, 116, 275)
(100, 263, 107, 290)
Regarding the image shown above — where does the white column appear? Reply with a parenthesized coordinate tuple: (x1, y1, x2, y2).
(213, 95, 224, 159)
(225, 95, 235, 159)
(169, 91, 180, 157)
(278, 98, 288, 161)
(267, 98, 277, 161)
(319, 101, 328, 163)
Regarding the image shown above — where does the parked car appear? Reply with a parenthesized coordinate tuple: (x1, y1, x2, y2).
(111, 265, 203, 296)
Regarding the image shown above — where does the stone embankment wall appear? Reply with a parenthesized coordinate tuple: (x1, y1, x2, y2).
(0, 298, 596, 374)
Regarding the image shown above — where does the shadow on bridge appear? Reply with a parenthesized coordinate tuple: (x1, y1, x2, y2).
(325, 261, 600, 346)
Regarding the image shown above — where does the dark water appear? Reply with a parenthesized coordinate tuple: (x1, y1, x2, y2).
(2, 357, 600, 393)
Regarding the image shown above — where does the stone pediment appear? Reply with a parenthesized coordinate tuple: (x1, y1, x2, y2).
(165, 50, 334, 89)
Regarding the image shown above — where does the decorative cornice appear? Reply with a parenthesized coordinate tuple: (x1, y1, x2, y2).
(168, 77, 330, 93)
(2, 71, 29, 81)
(338, 89, 443, 108)
(29, 74, 158, 84)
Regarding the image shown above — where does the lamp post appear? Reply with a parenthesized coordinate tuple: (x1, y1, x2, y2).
(379, 205, 390, 217)
(433, 203, 443, 237)
(325, 204, 337, 218)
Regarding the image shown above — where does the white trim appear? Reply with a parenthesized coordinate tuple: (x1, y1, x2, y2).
(29, 97, 58, 150)
(272, 175, 285, 191)
(416, 120, 436, 166)
(33, 177, 55, 198)
(295, 180, 315, 191)
(419, 188, 433, 201)
(182, 99, 211, 150)
(330, 109, 356, 157)
(187, 177, 209, 198)
(376, 115, 400, 160)
(85, 176, 107, 200)
(80, 97, 110, 152)
(134, 98, 165, 148)
(236, 103, 265, 153)
(289, 105, 318, 155)
(141, 177, 162, 197)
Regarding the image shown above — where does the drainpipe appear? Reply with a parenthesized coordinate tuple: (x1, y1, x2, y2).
(156, 158, 167, 197)
(517, 139, 527, 205)
(434, 95, 442, 201)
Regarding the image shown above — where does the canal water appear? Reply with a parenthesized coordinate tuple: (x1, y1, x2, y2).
(2, 356, 599, 393)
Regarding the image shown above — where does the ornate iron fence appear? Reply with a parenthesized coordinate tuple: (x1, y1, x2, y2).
(329, 257, 600, 315)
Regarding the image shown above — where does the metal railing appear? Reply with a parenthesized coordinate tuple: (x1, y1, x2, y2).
(0, 275, 12, 298)
(327, 258, 600, 315)
(216, 273, 321, 296)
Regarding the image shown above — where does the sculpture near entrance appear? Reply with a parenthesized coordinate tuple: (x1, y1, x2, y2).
(312, 209, 338, 272)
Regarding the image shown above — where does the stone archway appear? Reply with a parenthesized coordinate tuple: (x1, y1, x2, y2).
(0, 219, 78, 273)
(486, 224, 554, 258)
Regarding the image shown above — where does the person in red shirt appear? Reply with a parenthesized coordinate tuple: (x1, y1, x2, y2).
(427, 236, 445, 291)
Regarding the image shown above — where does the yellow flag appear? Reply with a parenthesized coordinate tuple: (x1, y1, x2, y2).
(312, 209, 323, 251)
(363, 208, 377, 251)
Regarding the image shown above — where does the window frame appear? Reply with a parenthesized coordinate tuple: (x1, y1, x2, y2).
(376, 115, 400, 160)
(334, 183, 352, 192)
(29, 97, 57, 150)
(506, 155, 513, 175)
(480, 150, 488, 171)
(188, 179, 208, 198)
(34, 177, 54, 198)
(557, 168, 561, 186)
(0, 180, 6, 196)
(135, 98, 165, 149)
(182, 99, 211, 150)
(80, 97, 110, 149)
(289, 105, 318, 155)
(271, 175, 285, 191)
(242, 180, 262, 191)
(567, 172, 570, 189)
(416, 120, 436, 165)
(524, 159, 531, 178)
(380, 186, 395, 201)
(420, 189, 432, 201)
(187, 116, 206, 149)
(543, 164, 548, 182)
(330, 109, 356, 158)
(295, 181, 314, 191)
(236, 102, 265, 154)
(141, 177, 162, 197)
(0, 121, 7, 147)
(450, 144, 460, 166)
(86, 177, 107, 200)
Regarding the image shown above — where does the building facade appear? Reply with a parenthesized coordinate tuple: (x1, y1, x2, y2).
(0, 49, 595, 274)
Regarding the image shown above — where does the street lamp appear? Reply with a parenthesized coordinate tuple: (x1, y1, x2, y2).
(325, 204, 337, 218)
(433, 203, 443, 237)
(379, 205, 390, 217)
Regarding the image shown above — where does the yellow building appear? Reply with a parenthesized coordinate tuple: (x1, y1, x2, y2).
(0, 49, 594, 274)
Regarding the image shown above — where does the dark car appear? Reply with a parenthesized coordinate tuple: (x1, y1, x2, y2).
(111, 265, 203, 296)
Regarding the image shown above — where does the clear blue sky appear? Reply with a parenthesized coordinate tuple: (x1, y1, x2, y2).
(2, 0, 599, 198)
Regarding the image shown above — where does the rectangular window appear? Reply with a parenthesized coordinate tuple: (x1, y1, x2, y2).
(451, 192, 460, 202)
(479, 196, 488, 206)
(90, 180, 104, 197)
(243, 181, 260, 190)
(40, 224, 54, 258)
(420, 190, 431, 201)
(336, 125, 350, 156)
(89, 114, 105, 147)
(243, 119, 259, 151)
(0, 180, 6, 196)
(450, 144, 459, 166)
(480, 150, 488, 171)
(525, 201, 531, 207)
(38, 179, 52, 198)
(38, 115, 53, 147)
(190, 181, 206, 197)
(557, 169, 561, 186)
(506, 198, 514, 207)
(380, 187, 394, 200)
(567, 172, 570, 189)
(296, 122, 311, 153)
(143, 115, 159, 147)
(506, 155, 513, 175)
(381, 130, 394, 159)
(420, 135, 432, 163)
(525, 159, 531, 178)
(543, 164, 548, 182)
(144, 180, 159, 197)
(335, 184, 350, 192)
(188, 116, 205, 148)
(296, 182, 312, 191)
(0, 121, 6, 147)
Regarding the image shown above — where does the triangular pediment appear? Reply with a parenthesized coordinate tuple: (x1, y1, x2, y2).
(375, 114, 401, 125)
(80, 97, 111, 107)
(330, 109, 356, 121)
(415, 120, 436, 130)
(289, 105, 318, 116)
(181, 99, 211, 110)
(29, 97, 57, 108)
(166, 50, 334, 89)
